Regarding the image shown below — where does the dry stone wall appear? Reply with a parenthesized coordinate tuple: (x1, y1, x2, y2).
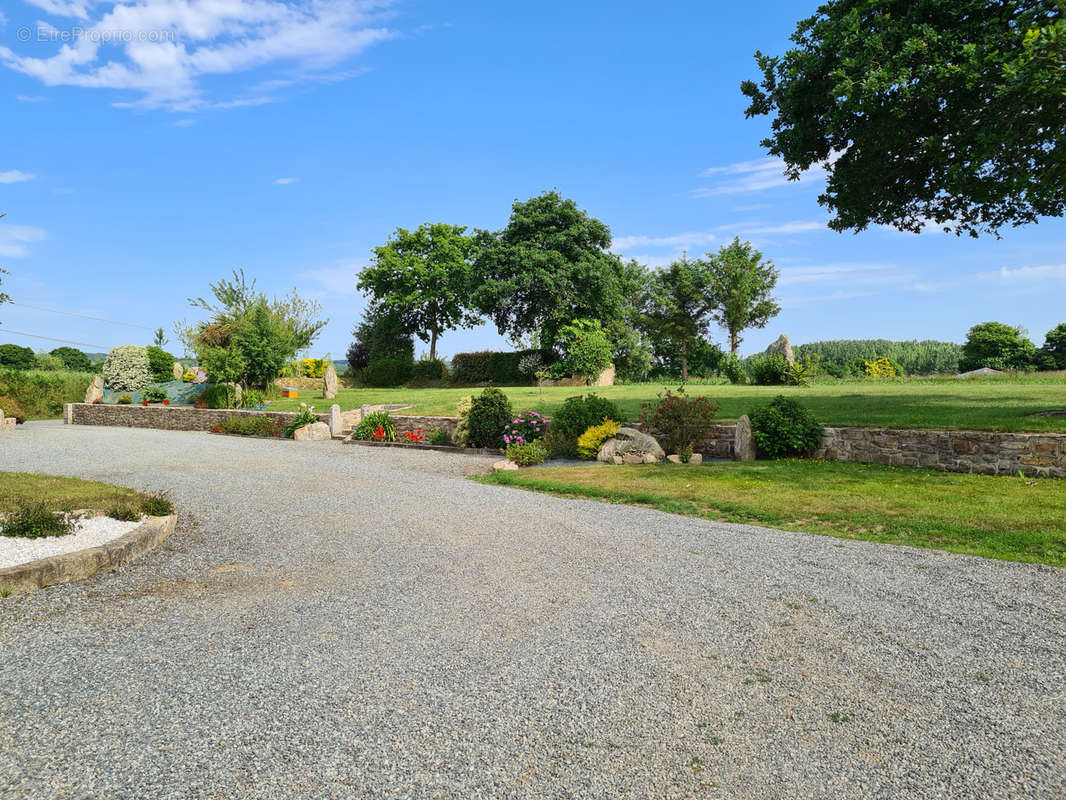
(66, 403, 326, 432)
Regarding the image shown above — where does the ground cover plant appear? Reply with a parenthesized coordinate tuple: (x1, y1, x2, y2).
(0, 472, 174, 526)
(482, 460, 1066, 567)
(218, 414, 285, 438)
(268, 376, 1066, 433)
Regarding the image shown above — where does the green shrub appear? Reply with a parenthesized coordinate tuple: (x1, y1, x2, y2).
(49, 346, 92, 372)
(0, 344, 36, 370)
(0, 395, 26, 423)
(411, 358, 448, 381)
(793, 339, 963, 376)
(0, 370, 93, 420)
(747, 353, 790, 385)
(240, 389, 266, 409)
(299, 358, 329, 378)
(466, 387, 514, 448)
(219, 414, 283, 437)
(138, 492, 174, 517)
(2, 504, 74, 538)
(450, 349, 554, 385)
(116, 394, 133, 405)
(146, 345, 177, 382)
(551, 319, 612, 382)
(749, 396, 824, 458)
(428, 427, 451, 446)
(203, 384, 239, 409)
(141, 386, 168, 403)
(638, 386, 718, 456)
(283, 404, 320, 438)
(363, 358, 413, 387)
(453, 396, 473, 447)
(505, 439, 550, 466)
(576, 419, 621, 460)
(103, 345, 152, 392)
(551, 393, 622, 442)
(353, 410, 396, 441)
(864, 357, 902, 379)
(720, 353, 747, 384)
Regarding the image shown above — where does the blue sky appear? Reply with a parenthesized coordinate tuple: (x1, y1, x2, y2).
(1, 0, 1064, 361)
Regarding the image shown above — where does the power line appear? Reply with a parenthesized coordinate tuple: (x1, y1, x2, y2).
(7, 302, 155, 330)
(0, 328, 113, 350)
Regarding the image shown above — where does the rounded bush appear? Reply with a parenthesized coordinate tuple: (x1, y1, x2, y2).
(748, 396, 824, 458)
(466, 387, 514, 448)
(550, 393, 622, 443)
(411, 358, 447, 381)
(363, 358, 413, 387)
(747, 353, 790, 386)
(102, 345, 152, 392)
(576, 419, 621, 460)
(49, 346, 92, 372)
(146, 345, 177, 383)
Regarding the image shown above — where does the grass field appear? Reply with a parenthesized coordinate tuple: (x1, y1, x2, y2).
(270, 375, 1066, 432)
(0, 471, 165, 514)
(482, 460, 1066, 567)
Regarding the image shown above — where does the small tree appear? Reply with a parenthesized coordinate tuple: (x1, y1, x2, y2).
(706, 238, 781, 355)
(0, 343, 36, 370)
(641, 257, 717, 381)
(553, 319, 613, 384)
(50, 346, 92, 372)
(347, 303, 415, 372)
(358, 223, 480, 361)
(959, 322, 1035, 371)
(153, 327, 168, 347)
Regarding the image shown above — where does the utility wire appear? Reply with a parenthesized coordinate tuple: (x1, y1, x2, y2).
(0, 328, 113, 350)
(7, 302, 154, 330)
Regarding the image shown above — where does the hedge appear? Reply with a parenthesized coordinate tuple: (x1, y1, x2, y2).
(450, 349, 554, 386)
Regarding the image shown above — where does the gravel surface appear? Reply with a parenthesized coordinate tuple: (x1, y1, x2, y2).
(0, 515, 142, 568)
(1, 421, 1063, 800)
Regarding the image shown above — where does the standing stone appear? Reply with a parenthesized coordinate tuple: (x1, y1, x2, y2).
(172, 362, 184, 380)
(323, 364, 338, 399)
(734, 414, 756, 461)
(0, 409, 13, 431)
(293, 421, 331, 441)
(764, 334, 795, 364)
(328, 404, 343, 437)
(85, 376, 104, 404)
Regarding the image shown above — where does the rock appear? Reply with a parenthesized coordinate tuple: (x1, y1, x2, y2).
(0, 409, 13, 432)
(323, 364, 339, 399)
(293, 421, 331, 441)
(493, 459, 519, 471)
(597, 427, 665, 464)
(667, 454, 682, 464)
(85, 376, 104, 404)
(689, 453, 702, 464)
(765, 333, 795, 364)
(589, 363, 615, 387)
(666, 453, 703, 464)
(734, 414, 756, 461)
(328, 404, 343, 437)
(172, 362, 184, 380)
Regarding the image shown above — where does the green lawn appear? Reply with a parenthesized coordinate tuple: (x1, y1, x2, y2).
(0, 472, 167, 515)
(482, 460, 1066, 567)
(270, 375, 1066, 432)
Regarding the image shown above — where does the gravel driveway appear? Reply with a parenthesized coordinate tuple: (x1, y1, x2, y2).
(1, 422, 1063, 799)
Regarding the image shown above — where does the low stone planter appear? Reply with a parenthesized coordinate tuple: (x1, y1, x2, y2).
(0, 514, 176, 596)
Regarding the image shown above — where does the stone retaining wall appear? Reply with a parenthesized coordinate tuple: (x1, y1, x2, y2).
(66, 403, 327, 431)
(390, 415, 457, 437)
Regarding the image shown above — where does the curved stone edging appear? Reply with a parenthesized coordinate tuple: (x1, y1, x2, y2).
(0, 514, 177, 596)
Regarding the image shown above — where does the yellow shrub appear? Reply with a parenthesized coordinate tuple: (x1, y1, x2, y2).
(577, 418, 621, 460)
(864, 357, 900, 379)
(181, 370, 198, 383)
(300, 358, 329, 378)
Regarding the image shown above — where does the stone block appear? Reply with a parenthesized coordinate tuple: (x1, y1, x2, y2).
(328, 404, 343, 437)
(734, 414, 756, 461)
(85, 376, 104, 404)
(293, 422, 331, 441)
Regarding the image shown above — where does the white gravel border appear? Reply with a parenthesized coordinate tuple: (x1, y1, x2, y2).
(0, 516, 143, 569)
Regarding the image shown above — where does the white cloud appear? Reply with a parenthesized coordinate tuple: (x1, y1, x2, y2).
(298, 264, 359, 295)
(695, 154, 839, 196)
(717, 220, 828, 236)
(0, 170, 36, 184)
(0, 223, 47, 257)
(0, 1, 396, 111)
(273, 177, 299, 185)
(979, 264, 1066, 282)
(16, 94, 48, 102)
(778, 263, 903, 287)
(612, 231, 716, 251)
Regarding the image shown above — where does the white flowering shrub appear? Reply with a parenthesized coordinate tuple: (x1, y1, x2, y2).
(102, 345, 152, 392)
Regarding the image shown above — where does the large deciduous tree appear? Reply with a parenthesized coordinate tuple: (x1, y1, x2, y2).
(473, 191, 633, 350)
(959, 321, 1036, 371)
(741, 0, 1066, 237)
(358, 223, 480, 362)
(1040, 322, 1066, 369)
(641, 257, 718, 382)
(706, 238, 780, 355)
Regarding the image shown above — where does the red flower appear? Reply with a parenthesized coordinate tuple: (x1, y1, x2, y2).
(214, 428, 221, 433)
(274, 433, 279, 437)
(163, 399, 170, 405)
(141, 401, 149, 406)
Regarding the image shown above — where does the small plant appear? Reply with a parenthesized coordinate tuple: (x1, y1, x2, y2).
(203, 383, 239, 409)
(505, 439, 549, 466)
(748, 395, 824, 458)
(138, 492, 174, 517)
(283, 403, 319, 438)
(1, 503, 75, 538)
(107, 500, 144, 522)
(502, 410, 549, 446)
(466, 387, 514, 448)
(428, 427, 451, 446)
(142, 386, 168, 404)
(240, 389, 266, 409)
(116, 394, 133, 405)
(354, 410, 396, 441)
(219, 414, 284, 437)
(182, 369, 199, 383)
(576, 419, 621, 460)
(638, 386, 718, 457)
(401, 429, 427, 443)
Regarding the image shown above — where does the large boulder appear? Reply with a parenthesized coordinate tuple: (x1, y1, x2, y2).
(293, 421, 331, 441)
(172, 362, 184, 381)
(84, 376, 104, 404)
(597, 427, 665, 465)
(323, 364, 339, 399)
(734, 414, 756, 461)
(764, 334, 795, 364)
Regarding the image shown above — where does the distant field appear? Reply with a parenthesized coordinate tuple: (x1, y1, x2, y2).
(269, 374, 1066, 433)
